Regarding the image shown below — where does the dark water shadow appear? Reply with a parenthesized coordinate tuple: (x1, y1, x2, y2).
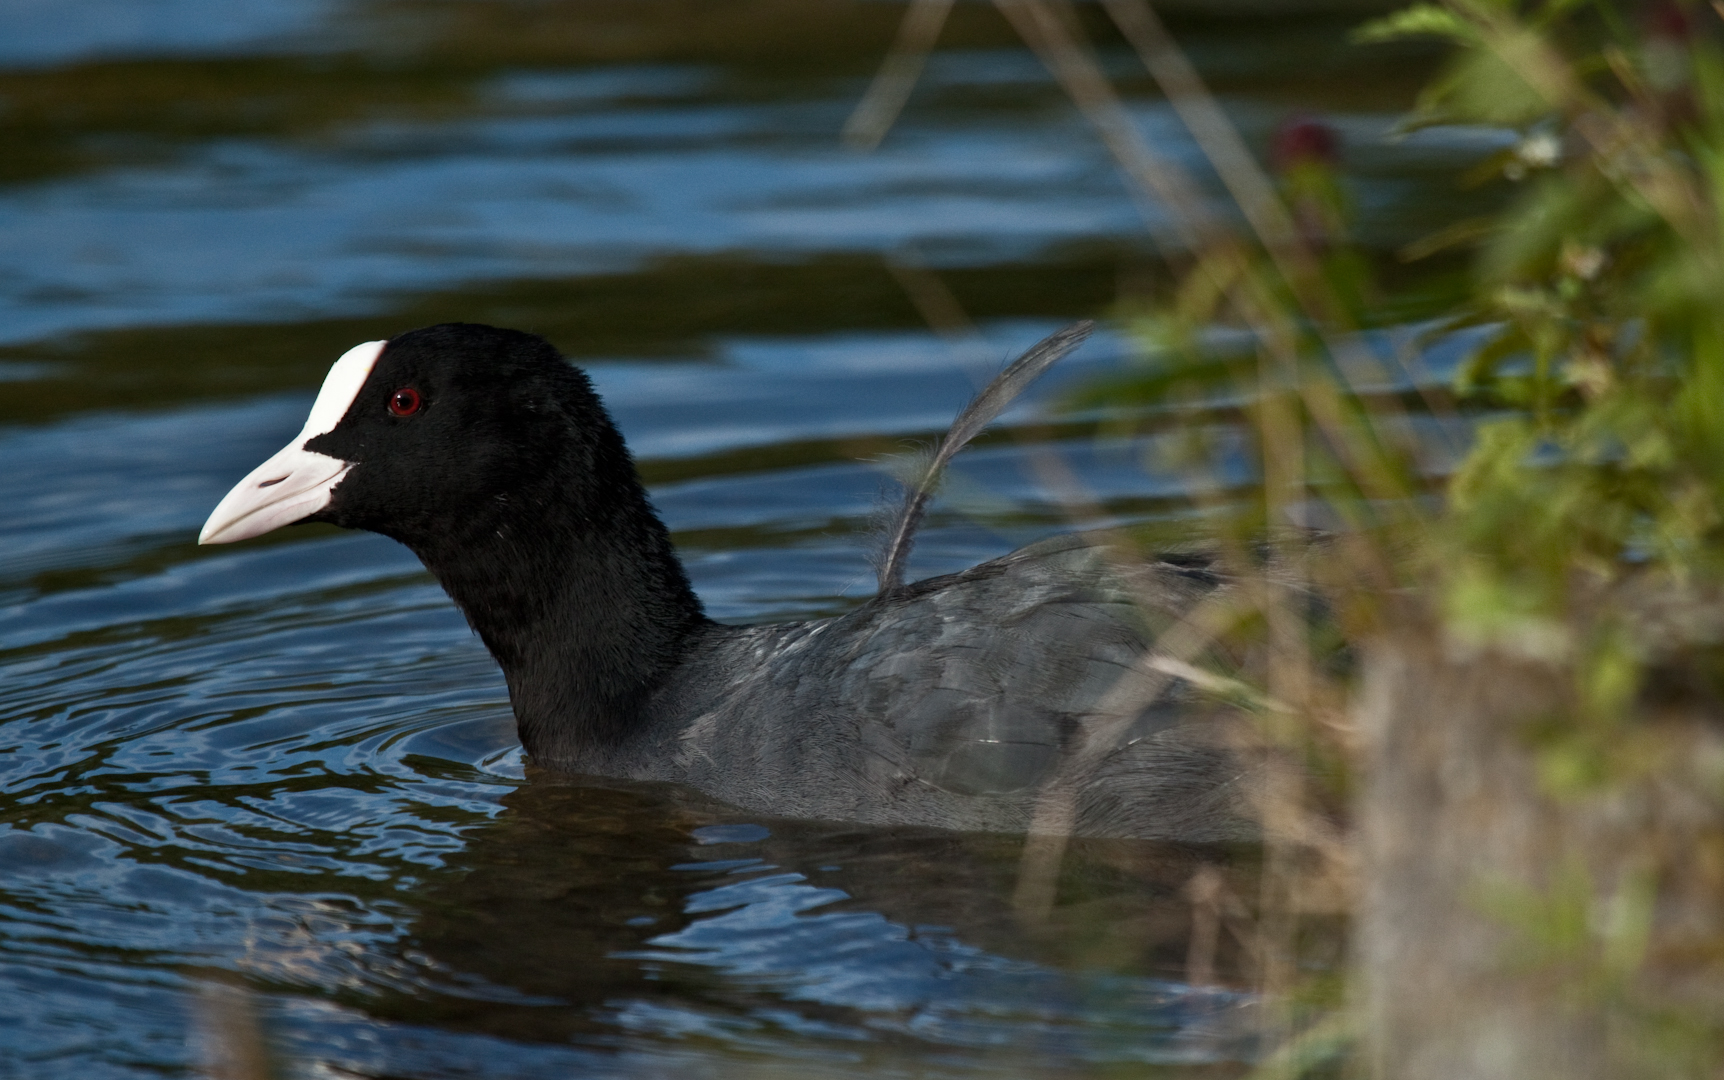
(347, 772, 1265, 1068)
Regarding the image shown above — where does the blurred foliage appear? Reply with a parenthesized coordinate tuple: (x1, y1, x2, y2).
(1095, 0, 1724, 678)
(1058, 1, 1724, 1068)
(1363, 6, 1724, 1061)
(1367, 2, 1724, 661)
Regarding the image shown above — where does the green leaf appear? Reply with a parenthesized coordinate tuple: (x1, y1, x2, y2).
(1353, 4, 1479, 44)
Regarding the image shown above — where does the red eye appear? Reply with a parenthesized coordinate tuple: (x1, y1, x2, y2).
(388, 387, 422, 416)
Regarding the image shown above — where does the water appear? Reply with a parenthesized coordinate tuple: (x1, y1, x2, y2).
(1, 3, 1469, 1076)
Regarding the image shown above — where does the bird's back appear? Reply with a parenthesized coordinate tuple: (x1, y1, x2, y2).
(614, 534, 1255, 841)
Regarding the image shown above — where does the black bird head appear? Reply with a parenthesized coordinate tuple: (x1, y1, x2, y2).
(201, 323, 706, 756)
(201, 323, 618, 550)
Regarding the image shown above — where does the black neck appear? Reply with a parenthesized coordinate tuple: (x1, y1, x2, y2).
(408, 462, 708, 765)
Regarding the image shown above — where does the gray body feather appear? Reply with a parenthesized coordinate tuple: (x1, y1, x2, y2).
(876, 321, 1093, 592)
(584, 533, 1254, 841)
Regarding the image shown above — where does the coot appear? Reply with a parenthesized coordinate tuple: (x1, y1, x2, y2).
(200, 323, 1249, 839)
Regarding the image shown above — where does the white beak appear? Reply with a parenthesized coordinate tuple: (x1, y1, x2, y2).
(199, 340, 387, 545)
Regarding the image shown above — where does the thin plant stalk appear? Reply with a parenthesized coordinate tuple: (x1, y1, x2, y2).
(842, 0, 955, 151)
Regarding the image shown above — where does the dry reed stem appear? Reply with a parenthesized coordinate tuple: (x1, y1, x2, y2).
(1012, 586, 1251, 919)
(991, 0, 1216, 254)
(994, 0, 1426, 482)
(193, 979, 277, 1080)
(881, 248, 1008, 381)
(1185, 864, 1226, 986)
(1098, 0, 1311, 278)
(866, 0, 1423, 534)
(871, 265, 1309, 942)
(842, 0, 955, 151)
(1001, 0, 1420, 601)
(1009, 357, 1356, 1019)
(976, 18, 1372, 1031)
(1102, 0, 1422, 431)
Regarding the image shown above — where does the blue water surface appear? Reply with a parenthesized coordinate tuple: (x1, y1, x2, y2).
(0, 2, 1475, 1076)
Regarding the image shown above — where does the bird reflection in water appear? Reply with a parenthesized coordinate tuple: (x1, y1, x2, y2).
(346, 774, 1265, 1068)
